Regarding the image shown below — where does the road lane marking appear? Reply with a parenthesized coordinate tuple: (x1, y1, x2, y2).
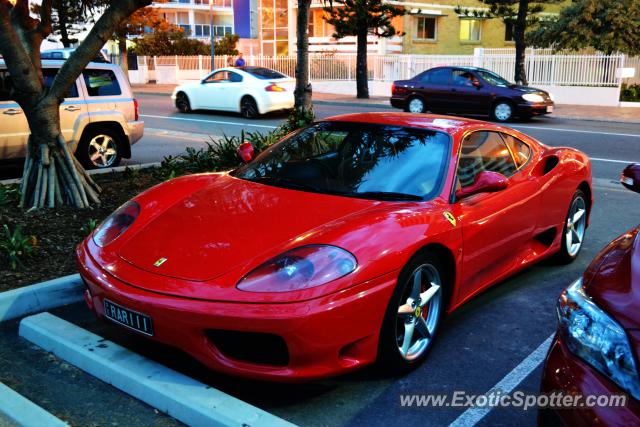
(512, 125, 640, 138)
(590, 157, 637, 164)
(20, 312, 296, 427)
(448, 333, 555, 427)
(141, 114, 279, 129)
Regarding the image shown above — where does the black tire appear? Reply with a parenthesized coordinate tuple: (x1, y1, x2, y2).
(75, 127, 123, 169)
(175, 92, 192, 113)
(240, 96, 259, 119)
(492, 100, 514, 122)
(405, 96, 426, 114)
(377, 251, 446, 373)
(554, 190, 588, 264)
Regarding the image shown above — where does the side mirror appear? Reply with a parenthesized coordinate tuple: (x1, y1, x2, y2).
(237, 142, 255, 163)
(472, 79, 482, 89)
(621, 163, 640, 193)
(456, 171, 509, 200)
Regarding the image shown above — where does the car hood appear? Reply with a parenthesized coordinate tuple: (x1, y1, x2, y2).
(583, 225, 640, 330)
(117, 174, 378, 283)
(508, 84, 548, 95)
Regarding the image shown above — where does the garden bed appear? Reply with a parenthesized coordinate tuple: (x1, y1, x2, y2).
(0, 170, 163, 291)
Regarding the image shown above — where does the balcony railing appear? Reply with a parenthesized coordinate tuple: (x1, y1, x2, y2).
(163, 0, 232, 7)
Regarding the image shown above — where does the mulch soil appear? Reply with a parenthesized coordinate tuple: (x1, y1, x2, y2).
(0, 170, 163, 292)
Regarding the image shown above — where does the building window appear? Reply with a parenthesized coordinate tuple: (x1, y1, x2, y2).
(459, 19, 481, 42)
(505, 21, 515, 42)
(415, 17, 436, 40)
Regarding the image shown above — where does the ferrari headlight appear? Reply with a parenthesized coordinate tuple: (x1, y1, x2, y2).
(237, 245, 357, 292)
(522, 93, 545, 103)
(93, 201, 140, 247)
(558, 278, 640, 399)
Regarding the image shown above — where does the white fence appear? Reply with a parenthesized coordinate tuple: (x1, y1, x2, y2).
(130, 49, 635, 88)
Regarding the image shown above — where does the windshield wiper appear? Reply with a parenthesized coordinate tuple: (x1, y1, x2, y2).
(350, 191, 423, 201)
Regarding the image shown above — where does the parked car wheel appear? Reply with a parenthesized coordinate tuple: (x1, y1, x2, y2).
(492, 101, 514, 122)
(175, 92, 192, 113)
(377, 251, 445, 372)
(555, 190, 588, 264)
(406, 96, 426, 114)
(241, 96, 259, 119)
(76, 128, 122, 169)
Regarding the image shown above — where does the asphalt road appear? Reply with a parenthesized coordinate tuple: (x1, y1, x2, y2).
(128, 93, 640, 185)
(1, 95, 640, 426)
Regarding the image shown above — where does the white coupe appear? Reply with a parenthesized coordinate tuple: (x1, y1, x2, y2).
(171, 66, 295, 119)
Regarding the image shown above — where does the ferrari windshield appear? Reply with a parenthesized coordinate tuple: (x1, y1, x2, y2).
(233, 122, 450, 201)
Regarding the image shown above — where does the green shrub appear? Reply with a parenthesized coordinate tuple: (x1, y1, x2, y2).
(0, 184, 20, 207)
(621, 83, 640, 102)
(0, 224, 35, 270)
(81, 219, 99, 237)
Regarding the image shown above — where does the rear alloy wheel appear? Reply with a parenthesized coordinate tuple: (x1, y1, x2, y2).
(493, 101, 514, 122)
(175, 92, 192, 113)
(241, 96, 259, 119)
(555, 190, 587, 263)
(378, 252, 444, 372)
(76, 129, 122, 169)
(406, 97, 426, 114)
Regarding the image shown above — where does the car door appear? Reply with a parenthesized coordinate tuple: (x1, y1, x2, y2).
(42, 67, 87, 145)
(416, 68, 452, 111)
(450, 130, 540, 297)
(199, 70, 234, 111)
(0, 69, 30, 159)
(449, 69, 492, 113)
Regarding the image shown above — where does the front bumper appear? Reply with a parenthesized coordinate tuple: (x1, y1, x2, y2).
(77, 242, 397, 382)
(127, 120, 144, 145)
(539, 334, 640, 426)
(516, 101, 554, 117)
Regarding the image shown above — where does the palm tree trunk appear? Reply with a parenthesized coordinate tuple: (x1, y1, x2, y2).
(294, 0, 312, 111)
(356, 26, 369, 99)
(514, 0, 529, 85)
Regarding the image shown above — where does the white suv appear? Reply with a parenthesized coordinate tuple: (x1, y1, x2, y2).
(0, 60, 143, 169)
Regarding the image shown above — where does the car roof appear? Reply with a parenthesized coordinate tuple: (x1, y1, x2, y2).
(322, 112, 491, 134)
(0, 59, 119, 70)
(42, 48, 75, 53)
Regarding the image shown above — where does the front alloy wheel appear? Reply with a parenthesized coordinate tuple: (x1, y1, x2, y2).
(493, 102, 513, 122)
(378, 253, 445, 372)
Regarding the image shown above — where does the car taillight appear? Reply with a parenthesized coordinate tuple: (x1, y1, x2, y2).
(237, 245, 357, 292)
(265, 83, 286, 92)
(93, 201, 140, 247)
(391, 83, 396, 94)
(133, 98, 139, 121)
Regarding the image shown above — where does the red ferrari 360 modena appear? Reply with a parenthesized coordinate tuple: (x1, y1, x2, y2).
(77, 113, 592, 381)
(540, 164, 640, 425)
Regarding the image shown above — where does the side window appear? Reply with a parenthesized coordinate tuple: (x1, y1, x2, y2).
(43, 68, 79, 98)
(452, 70, 477, 87)
(501, 133, 531, 168)
(421, 68, 450, 85)
(228, 72, 243, 83)
(0, 70, 15, 102)
(457, 131, 517, 188)
(204, 71, 230, 83)
(83, 69, 121, 96)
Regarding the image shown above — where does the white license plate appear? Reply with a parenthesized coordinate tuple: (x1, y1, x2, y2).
(546, 106, 554, 113)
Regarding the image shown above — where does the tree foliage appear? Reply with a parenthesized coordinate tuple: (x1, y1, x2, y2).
(457, 0, 560, 85)
(323, 0, 405, 98)
(33, 0, 87, 47)
(131, 31, 239, 56)
(0, 0, 151, 209)
(527, 0, 640, 55)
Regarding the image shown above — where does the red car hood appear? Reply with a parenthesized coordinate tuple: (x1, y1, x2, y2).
(584, 225, 640, 330)
(117, 175, 377, 283)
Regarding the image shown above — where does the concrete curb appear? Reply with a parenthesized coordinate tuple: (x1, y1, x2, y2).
(20, 312, 296, 427)
(0, 382, 68, 427)
(0, 274, 83, 323)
